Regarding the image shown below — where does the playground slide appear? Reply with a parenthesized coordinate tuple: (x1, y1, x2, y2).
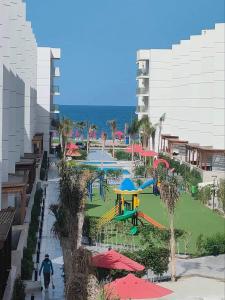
(114, 210, 136, 221)
(140, 179, 156, 190)
(137, 211, 165, 229)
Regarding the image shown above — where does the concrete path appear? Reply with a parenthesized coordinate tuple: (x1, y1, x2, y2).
(87, 149, 115, 161)
(26, 157, 65, 300)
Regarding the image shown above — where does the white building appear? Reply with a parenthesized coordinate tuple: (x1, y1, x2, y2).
(37, 47, 61, 151)
(136, 23, 225, 174)
(0, 0, 61, 208)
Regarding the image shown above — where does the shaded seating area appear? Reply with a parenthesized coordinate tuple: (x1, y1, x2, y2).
(15, 158, 36, 194)
(186, 144, 225, 171)
(0, 208, 15, 299)
(2, 174, 28, 225)
(32, 133, 44, 154)
(160, 134, 179, 153)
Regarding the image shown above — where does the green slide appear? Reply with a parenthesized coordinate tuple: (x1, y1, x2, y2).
(114, 210, 136, 221)
(130, 226, 138, 235)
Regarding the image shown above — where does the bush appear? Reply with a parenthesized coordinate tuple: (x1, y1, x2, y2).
(40, 151, 48, 180)
(83, 216, 98, 243)
(21, 247, 34, 280)
(134, 165, 145, 177)
(40, 167, 46, 180)
(114, 150, 131, 161)
(12, 277, 25, 300)
(196, 233, 225, 256)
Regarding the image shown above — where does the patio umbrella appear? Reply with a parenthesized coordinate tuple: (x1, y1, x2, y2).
(104, 274, 173, 299)
(115, 131, 124, 140)
(70, 150, 81, 157)
(66, 143, 79, 150)
(92, 249, 144, 271)
(140, 150, 158, 157)
(125, 144, 143, 153)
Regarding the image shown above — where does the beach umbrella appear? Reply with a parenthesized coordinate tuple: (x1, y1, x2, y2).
(115, 131, 124, 140)
(104, 274, 173, 299)
(140, 150, 158, 157)
(92, 249, 144, 271)
(66, 142, 79, 150)
(125, 144, 143, 153)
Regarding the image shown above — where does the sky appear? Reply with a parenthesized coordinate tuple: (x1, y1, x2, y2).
(27, 0, 225, 106)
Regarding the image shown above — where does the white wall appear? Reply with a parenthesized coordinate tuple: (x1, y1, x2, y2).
(136, 23, 225, 152)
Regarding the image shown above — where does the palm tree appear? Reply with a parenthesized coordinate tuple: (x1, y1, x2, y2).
(158, 113, 166, 153)
(57, 118, 73, 158)
(151, 123, 158, 151)
(76, 121, 87, 141)
(127, 118, 139, 161)
(139, 115, 152, 149)
(107, 119, 117, 157)
(160, 177, 180, 282)
(101, 132, 107, 152)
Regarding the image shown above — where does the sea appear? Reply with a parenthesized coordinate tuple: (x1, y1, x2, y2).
(59, 105, 136, 138)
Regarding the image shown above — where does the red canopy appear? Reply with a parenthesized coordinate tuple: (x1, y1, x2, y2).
(66, 149, 81, 157)
(66, 143, 79, 150)
(140, 150, 158, 157)
(104, 274, 173, 299)
(125, 144, 143, 153)
(92, 249, 144, 271)
(115, 131, 124, 138)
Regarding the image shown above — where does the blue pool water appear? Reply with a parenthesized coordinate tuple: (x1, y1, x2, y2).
(83, 161, 115, 165)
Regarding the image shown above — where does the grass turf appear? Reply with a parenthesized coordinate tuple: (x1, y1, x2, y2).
(86, 187, 224, 254)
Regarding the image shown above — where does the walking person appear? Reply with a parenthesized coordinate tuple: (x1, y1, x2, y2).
(39, 254, 54, 291)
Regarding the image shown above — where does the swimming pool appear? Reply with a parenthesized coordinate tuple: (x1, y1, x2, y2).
(83, 161, 116, 165)
(100, 167, 130, 175)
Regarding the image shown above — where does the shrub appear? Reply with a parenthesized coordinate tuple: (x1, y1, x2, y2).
(114, 150, 131, 161)
(40, 167, 46, 180)
(198, 185, 211, 204)
(196, 233, 225, 256)
(21, 248, 34, 280)
(12, 277, 25, 300)
(134, 165, 145, 177)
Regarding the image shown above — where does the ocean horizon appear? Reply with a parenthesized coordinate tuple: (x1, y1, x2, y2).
(59, 104, 136, 138)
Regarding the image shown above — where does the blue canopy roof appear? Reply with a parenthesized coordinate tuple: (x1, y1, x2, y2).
(119, 178, 138, 191)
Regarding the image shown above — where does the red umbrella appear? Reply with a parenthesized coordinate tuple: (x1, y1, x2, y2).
(140, 150, 158, 157)
(115, 131, 124, 140)
(66, 143, 79, 150)
(125, 144, 143, 153)
(92, 250, 144, 271)
(104, 274, 173, 299)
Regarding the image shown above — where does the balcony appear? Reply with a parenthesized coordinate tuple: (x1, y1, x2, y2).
(136, 106, 148, 114)
(136, 68, 149, 77)
(136, 87, 149, 95)
(52, 66, 60, 77)
(51, 85, 60, 96)
(51, 48, 61, 59)
(51, 104, 60, 114)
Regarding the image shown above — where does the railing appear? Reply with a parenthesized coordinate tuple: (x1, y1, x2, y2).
(137, 68, 149, 77)
(51, 85, 60, 95)
(51, 104, 60, 113)
(136, 87, 149, 95)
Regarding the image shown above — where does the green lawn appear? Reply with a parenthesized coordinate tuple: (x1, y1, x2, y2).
(86, 187, 224, 254)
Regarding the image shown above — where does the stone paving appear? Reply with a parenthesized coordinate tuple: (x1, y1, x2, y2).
(26, 157, 65, 300)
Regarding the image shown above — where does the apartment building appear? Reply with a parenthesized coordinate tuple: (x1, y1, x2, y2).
(37, 47, 61, 151)
(136, 23, 225, 175)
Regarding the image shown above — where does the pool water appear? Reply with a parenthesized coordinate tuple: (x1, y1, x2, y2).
(100, 167, 130, 175)
(83, 161, 115, 165)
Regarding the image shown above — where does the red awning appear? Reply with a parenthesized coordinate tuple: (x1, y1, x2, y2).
(104, 274, 173, 299)
(92, 249, 144, 271)
(140, 150, 158, 157)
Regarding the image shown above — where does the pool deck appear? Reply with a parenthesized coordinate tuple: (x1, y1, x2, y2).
(87, 149, 116, 161)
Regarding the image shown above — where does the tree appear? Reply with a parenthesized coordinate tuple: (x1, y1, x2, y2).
(76, 121, 87, 141)
(139, 115, 153, 150)
(107, 120, 117, 157)
(150, 123, 158, 151)
(101, 132, 107, 152)
(127, 118, 139, 161)
(158, 113, 166, 153)
(58, 118, 73, 158)
(160, 177, 180, 282)
(218, 179, 225, 212)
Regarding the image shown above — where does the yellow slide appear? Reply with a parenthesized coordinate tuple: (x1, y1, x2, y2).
(97, 205, 119, 229)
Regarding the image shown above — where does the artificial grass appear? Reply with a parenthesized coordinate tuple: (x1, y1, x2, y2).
(86, 187, 224, 254)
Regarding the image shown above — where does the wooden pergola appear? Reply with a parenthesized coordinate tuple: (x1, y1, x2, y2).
(0, 208, 15, 299)
(2, 174, 28, 225)
(167, 138, 189, 155)
(161, 134, 179, 152)
(32, 133, 43, 154)
(16, 158, 36, 193)
(186, 144, 225, 170)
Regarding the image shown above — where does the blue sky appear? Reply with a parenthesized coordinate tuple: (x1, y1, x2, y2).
(27, 0, 225, 106)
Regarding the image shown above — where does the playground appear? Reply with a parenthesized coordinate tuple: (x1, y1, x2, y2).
(86, 185, 224, 254)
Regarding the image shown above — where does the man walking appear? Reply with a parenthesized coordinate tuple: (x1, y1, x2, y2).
(39, 254, 54, 290)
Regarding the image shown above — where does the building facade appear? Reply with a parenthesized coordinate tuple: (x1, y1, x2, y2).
(136, 23, 225, 174)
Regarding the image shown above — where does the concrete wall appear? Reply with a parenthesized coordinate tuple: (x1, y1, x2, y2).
(37, 47, 60, 152)
(136, 23, 225, 153)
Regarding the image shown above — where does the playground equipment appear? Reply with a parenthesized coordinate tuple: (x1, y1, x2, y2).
(97, 178, 165, 235)
(88, 173, 106, 201)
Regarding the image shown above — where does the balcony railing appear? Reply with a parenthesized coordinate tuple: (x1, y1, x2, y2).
(136, 68, 149, 77)
(51, 104, 60, 113)
(52, 66, 60, 77)
(136, 106, 148, 113)
(136, 87, 149, 95)
(51, 85, 60, 96)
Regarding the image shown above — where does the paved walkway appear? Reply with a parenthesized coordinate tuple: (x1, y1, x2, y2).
(87, 149, 115, 161)
(26, 157, 65, 300)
